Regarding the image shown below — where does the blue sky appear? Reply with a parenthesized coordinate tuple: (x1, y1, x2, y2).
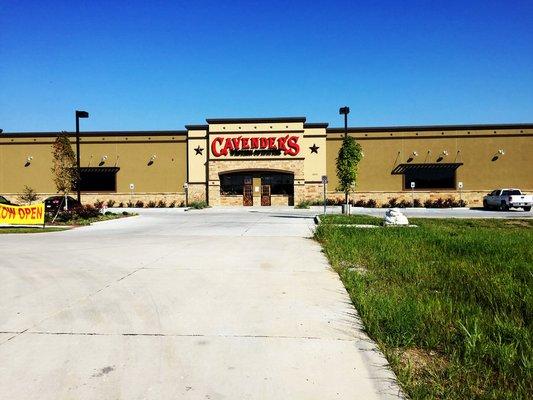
(1, 0, 532, 132)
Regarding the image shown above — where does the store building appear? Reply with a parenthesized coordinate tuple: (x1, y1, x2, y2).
(0, 117, 531, 206)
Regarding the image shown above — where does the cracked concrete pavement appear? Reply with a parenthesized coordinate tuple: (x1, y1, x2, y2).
(0, 208, 403, 399)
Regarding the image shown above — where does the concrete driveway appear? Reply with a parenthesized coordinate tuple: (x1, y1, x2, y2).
(0, 208, 402, 399)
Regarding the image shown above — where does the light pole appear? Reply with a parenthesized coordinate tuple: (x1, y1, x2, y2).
(339, 106, 350, 138)
(339, 107, 350, 210)
(75, 110, 89, 203)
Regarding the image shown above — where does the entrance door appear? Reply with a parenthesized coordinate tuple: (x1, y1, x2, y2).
(243, 185, 253, 206)
(261, 185, 271, 206)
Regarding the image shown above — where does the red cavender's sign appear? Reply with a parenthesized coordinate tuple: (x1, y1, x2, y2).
(211, 135, 300, 157)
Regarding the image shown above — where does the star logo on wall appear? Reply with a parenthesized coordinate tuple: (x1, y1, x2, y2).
(194, 146, 204, 155)
(309, 144, 319, 154)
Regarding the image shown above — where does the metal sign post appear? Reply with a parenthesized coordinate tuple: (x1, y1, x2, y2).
(183, 182, 189, 207)
(321, 175, 328, 215)
(458, 181, 463, 203)
(410, 181, 415, 207)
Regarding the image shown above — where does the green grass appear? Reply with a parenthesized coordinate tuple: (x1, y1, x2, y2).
(315, 216, 532, 399)
(319, 213, 381, 225)
(0, 227, 68, 234)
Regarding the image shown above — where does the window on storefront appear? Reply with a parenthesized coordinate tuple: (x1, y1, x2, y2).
(261, 174, 293, 195)
(399, 164, 460, 190)
(76, 167, 119, 192)
(220, 173, 246, 195)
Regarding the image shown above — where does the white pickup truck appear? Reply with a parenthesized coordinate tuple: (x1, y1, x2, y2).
(483, 189, 532, 211)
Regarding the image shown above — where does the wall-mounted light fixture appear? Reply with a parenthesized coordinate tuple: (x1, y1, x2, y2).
(492, 149, 505, 162)
(442, 150, 449, 156)
(412, 151, 418, 157)
(25, 156, 33, 167)
(147, 155, 157, 166)
(99, 155, 108, 166)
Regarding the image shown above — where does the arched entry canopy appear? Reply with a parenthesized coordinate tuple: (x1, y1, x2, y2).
(219, 170, 294, 206)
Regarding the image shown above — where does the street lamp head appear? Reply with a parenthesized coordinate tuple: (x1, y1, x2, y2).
(76, 110, 89, 118)
(339, 106, 350, 115)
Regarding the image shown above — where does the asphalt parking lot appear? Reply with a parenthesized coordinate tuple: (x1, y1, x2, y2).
(0, 208, 402, 400)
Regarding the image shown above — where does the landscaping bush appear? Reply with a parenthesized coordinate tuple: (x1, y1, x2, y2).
(147, 200, 157, 208)
(122, 211, 129, 216)
(413, 198, 422, 208)
(353, 199, 366, 207)
(135, 200, 145, 208)
(126, 200, 134, 208)
(106, 199, 116, 208)
(398, 199, 411, 208)
(156, 200, 166, 208)
(93, 199, 104, 210)
(118, 202, 124, 208)
(169, 200, 176, 208)
(71, 204, 101, 219)
(365, 199, 377, 208)
(179, 201, 185, 207)
(188, 201, 208, 209)
(295, 200, 311, 209)
(422, 197, 467, 208)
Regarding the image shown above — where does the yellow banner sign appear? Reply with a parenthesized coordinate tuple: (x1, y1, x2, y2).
(0, 203, 45, 225)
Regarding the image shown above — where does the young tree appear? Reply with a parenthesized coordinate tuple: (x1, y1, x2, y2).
(336, 135, 363, 205)
(18, 186, 39, 205)
(51, 132, 79, 208)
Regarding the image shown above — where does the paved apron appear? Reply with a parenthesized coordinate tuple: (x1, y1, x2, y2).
(0, 208, 403, 399)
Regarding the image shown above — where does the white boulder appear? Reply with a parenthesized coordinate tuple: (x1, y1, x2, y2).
(384, 208, 409, 226)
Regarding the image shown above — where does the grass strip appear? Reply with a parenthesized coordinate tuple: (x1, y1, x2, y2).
(315, 215, 532, 399)
(0, 227, 68, 234)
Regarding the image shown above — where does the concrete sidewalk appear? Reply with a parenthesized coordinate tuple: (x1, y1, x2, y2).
(0, 209, 403, 399)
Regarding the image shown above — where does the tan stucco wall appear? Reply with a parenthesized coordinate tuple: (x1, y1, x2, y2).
(326, 128, 533, 193)
(0, 134, 188, 199)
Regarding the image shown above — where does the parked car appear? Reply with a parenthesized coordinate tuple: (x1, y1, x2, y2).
(0, 195, 16, 205)
(44, 195, 81, 213)
(483, 189, 532, 211)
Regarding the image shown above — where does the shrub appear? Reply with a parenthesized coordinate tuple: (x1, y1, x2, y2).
(398, 199, 411, 208)
(389, 197, 398, 207)
(122, 211, 129, 216)
(424, 199, 433, 208)
(146, 200, 156, 208)
(295, 200, 311, 209)
(118, 202, 124, 208)
(126, 200, 134, 208)
(106, 199, 116, 208)
(365, 199, 377, 208)
(413, 198, 422, 208)
(18, 186, 39, 205)
(104, 211, 113, 216)
(354, 199, 366, 207)
(156, 200, 166, 208)
(135, 200, 145, 208)
(74, 204, 101, 219)
(381, 201, 391, 208)
(456, 199, 467, 207)
(93, 199, 104, 210)
(178, 201, 185, 207)
(169, 200, 176, 208)
(189, 200, 208, 209)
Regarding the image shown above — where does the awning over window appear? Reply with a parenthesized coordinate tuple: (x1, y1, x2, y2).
(391, 163, 462, 175)
(78, 167, 120, 173)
